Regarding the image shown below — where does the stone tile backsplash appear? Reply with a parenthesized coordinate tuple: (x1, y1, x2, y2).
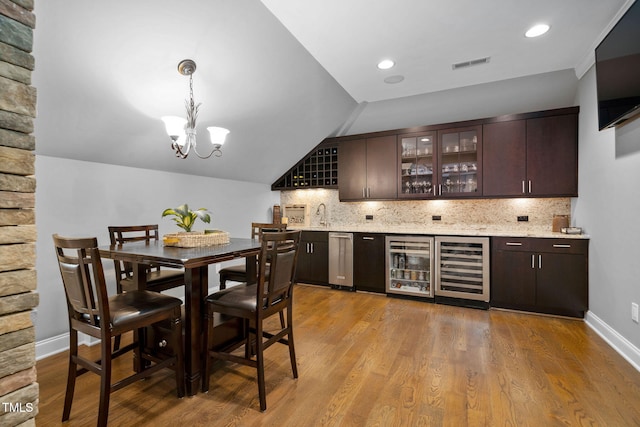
(280, 189, 572, 233)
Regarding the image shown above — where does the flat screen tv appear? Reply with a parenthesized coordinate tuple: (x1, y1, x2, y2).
(595, 0, 640, 130)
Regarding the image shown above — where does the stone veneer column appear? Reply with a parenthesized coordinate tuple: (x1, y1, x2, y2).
(0, 1, 39, 426)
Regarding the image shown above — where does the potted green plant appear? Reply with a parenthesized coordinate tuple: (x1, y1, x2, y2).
(162, 203, 211, 232)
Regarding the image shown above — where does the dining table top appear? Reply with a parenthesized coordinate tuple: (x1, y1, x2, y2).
(98, 237, 262, 269)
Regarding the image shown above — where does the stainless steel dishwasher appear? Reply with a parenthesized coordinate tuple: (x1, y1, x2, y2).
(328, 232, 353, 289)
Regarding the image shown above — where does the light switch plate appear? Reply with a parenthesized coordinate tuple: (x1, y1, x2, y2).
(632, 302, 639, 323)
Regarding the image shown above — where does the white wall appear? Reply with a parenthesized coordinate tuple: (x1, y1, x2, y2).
(345, 69, 579, 135)
(35, 156, 279, 357)
(574, 66, 640, 368)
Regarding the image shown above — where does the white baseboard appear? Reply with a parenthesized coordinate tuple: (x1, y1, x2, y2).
(585, 311, 640, 372)
(35, 332, 99, 361)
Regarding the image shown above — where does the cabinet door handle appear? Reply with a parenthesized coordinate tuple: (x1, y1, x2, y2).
(438, 184, 442, 196)
(531, 254, 535, 269)
(506, 242, 522, 246)
(311, 242, 314, 254)
(528, 180, 532, 193)
(522, 180, 526, 194)
(362, 188, 366, 198)
(538, 254, 542, 269)
(367, 187, 371, 198)
(362, 237, 375, 241)
(553, 244, 571, 248)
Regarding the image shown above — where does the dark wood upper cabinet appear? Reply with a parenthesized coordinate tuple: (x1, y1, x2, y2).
(483, 120, 527, 196)
(276, 106, 579, 200)
(398, 125, 481, 199)
(483, 110, 578, 197)
(338, 139, 367, 200)
(437, 125, 482, 197)
(398, 131, 436, 198)
(526, 114, 578, 197)
(339, 135, 397, 201)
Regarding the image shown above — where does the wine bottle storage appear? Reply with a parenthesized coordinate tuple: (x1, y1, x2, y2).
(272, 145, 338, 190)
(435, 236, 490, 302)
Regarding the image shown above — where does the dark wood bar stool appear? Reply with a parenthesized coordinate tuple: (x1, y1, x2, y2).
(109, 225, 185, 351)
(202, 230, 301, 411)
(218, 222, 287, 289)
(108, 224, 185, 293)
(53, 234, 185, 427)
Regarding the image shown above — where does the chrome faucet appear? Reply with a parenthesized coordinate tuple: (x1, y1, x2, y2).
(316, 203, 327, 226)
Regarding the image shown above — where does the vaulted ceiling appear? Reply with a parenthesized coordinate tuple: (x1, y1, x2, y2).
(32, 0, 631, 184)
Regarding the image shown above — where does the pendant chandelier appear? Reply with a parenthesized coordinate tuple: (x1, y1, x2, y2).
(161, 59, 229, 159)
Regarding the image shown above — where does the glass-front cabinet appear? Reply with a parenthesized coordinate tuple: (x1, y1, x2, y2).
(399, 132, 436, 197)
(398, 125, 481, 198)
(439, 126, 481, 196)
(386, 236, 434, 298)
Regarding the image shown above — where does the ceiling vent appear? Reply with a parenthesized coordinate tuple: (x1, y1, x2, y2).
(452, 57, 491, 70)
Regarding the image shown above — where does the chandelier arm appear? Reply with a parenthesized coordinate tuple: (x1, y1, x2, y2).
(192, 144, 221, 159)
(172, 140, 190, 158)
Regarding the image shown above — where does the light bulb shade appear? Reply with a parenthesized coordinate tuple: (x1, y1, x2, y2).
(207, 127, 229, 146)
(161, 116, 187, 139)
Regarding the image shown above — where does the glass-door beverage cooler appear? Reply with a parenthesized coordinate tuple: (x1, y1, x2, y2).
(386, 236, 434, 298)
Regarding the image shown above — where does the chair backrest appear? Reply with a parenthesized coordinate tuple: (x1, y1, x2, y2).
(108, 224, 160, 245)
(108, 225, 161, 284)
(53, 234, 109, 331)
(250, 222, 287, 242)
(257, 230, 301, 311)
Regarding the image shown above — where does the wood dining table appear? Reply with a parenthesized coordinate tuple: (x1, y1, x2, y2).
(99, 237, 262, 396)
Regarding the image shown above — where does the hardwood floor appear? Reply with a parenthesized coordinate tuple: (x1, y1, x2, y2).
(36, 284, 640, 426)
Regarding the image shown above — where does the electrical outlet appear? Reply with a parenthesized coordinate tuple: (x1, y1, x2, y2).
(365, 215, 373, 221)
(632, 302, 639, 323)
(432, 215, 442, 221)
(517, 215, 529, 222)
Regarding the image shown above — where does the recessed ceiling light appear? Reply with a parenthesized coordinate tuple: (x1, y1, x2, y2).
(384, 75, 404, 84)
(525, 24, 550, 38)
(377, 59, 395, 70)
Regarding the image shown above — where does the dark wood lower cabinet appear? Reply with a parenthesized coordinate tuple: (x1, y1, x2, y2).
(491, 237, 588, 317)
(296, 231, 328, 285)
(353, 233, 386, 293)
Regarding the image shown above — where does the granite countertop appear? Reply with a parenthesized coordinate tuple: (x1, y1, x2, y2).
(289, 223, 589, 239)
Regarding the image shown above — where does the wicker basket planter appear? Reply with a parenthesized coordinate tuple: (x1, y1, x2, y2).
(163, 230, 230, 247)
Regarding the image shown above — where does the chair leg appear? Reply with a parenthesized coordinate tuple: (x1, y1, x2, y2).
(287, 307, 298, 379)
(171, 310, 186, 398)
(278, 312, 285, 328)
(256, 318, 267, 412)
(97, 335, 113, 427)
(113, 282, 124, 351)
(62, 329, 78, 422)
(244, 319, 253, 358)
(201, 305, 213, 393)
(219, 275, 227, 290)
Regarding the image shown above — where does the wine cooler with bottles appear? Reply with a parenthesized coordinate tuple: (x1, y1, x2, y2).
(386, 235, 490, 303)
(386, 236, 435, 298)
